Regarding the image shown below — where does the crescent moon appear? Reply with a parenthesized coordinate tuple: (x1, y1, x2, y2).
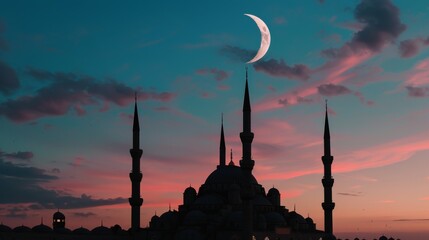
(244, 13, 271, 64)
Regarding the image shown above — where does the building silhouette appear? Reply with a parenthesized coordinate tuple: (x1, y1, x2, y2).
(145, 70, 324, 240)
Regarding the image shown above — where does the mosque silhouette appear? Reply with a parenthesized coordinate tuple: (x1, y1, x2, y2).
(0, 71, 400, 240)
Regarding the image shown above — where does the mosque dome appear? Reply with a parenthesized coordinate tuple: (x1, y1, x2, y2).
(13, 225, 32, 233)
(53, 211, 65, 219)
(151, 214, 160, 222)
(305, 216, 314, 225)
(204, 165, 258, 186)
(160, 210, 178, 221)
(73, 226, 90, 234)
(159, 210, 179, 230)
(0, 223, 12, 232)
(184, 186, 197, 195)
(267, 187, 280, 196)
(183, 186, 197, 206)
(91, 225, 111, 234)
(267, 187, 281, 206)
(379, 236, 388, 240)
(288, 211, 307, 226)
(32, 223, 53, 233)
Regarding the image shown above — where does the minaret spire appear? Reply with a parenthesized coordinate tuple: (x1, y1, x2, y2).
(321, 100, 336, 240)
(219, 113, 226, 167)
(240, 67, 254, 171)
(129, 93, 143, 232)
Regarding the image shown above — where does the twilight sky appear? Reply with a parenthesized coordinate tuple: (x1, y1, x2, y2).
(1, 0, 429, 239)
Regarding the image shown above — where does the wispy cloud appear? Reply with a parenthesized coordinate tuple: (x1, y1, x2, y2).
(0, 68, 176, 123)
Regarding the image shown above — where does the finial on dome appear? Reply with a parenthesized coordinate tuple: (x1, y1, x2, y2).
(228, 149, 235, 166)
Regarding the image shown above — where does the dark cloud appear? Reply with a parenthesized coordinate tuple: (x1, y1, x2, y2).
(195, 68, 229, 81)
(318, 83, 352, 96)
(338, 192, 362, 197)
(399, 39, 422, 58)
(254, 59, 311, 81)
(219, 45, 256, 63)
(405, 85, 429, 97)
(296, 96, 314, 104)
(393, 219, 429, 222)
(0, 159, 56, 181)
(0, 158, 127, 209)
(278, 98, 289, 106)
(0, 150, 34, 161)
(353, 0, 406, 52)
(3, 206, 28, 219)
(73, 212, 96, 218)
(0, 60, 20, 95)
(398, 37, 429, 58)
(318, 83, 373, 105)
(0, 68, 176, 123)
(322, 0, 406, 59)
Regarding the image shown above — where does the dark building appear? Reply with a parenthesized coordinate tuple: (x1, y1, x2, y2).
(146, 70, 325, 240)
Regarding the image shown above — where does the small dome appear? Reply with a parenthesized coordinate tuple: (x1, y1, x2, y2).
(184, 186, 197, 195)
(267, 187, 280, 196)
(53, 211, 65, 219)
(151, 214, 160, 222)
(0, 223, 12, 232)
(73, 226, 90, 234)
(13, 225, 32, 233)
(160, 210, 178, 221)
(32, 223, 53, 233)
(305, 216, 314, 224)
(91, 225, 111, 234)
(288, 211, 307, 225)
(379, 236, 388, 240)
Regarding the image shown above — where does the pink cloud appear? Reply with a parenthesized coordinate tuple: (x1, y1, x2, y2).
(404, 58, 429, 86)
(254, 52, 371, 112)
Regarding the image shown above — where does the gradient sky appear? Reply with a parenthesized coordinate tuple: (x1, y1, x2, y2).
(1, 0, 429, 239)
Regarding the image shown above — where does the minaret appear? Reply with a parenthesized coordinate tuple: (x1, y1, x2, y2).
(240, 68, 255, 240)
(321, 101, 336, 240)
(129, 95, 143, 231)
(219, 114, 226, 167)
(239, 68, 255, 172)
